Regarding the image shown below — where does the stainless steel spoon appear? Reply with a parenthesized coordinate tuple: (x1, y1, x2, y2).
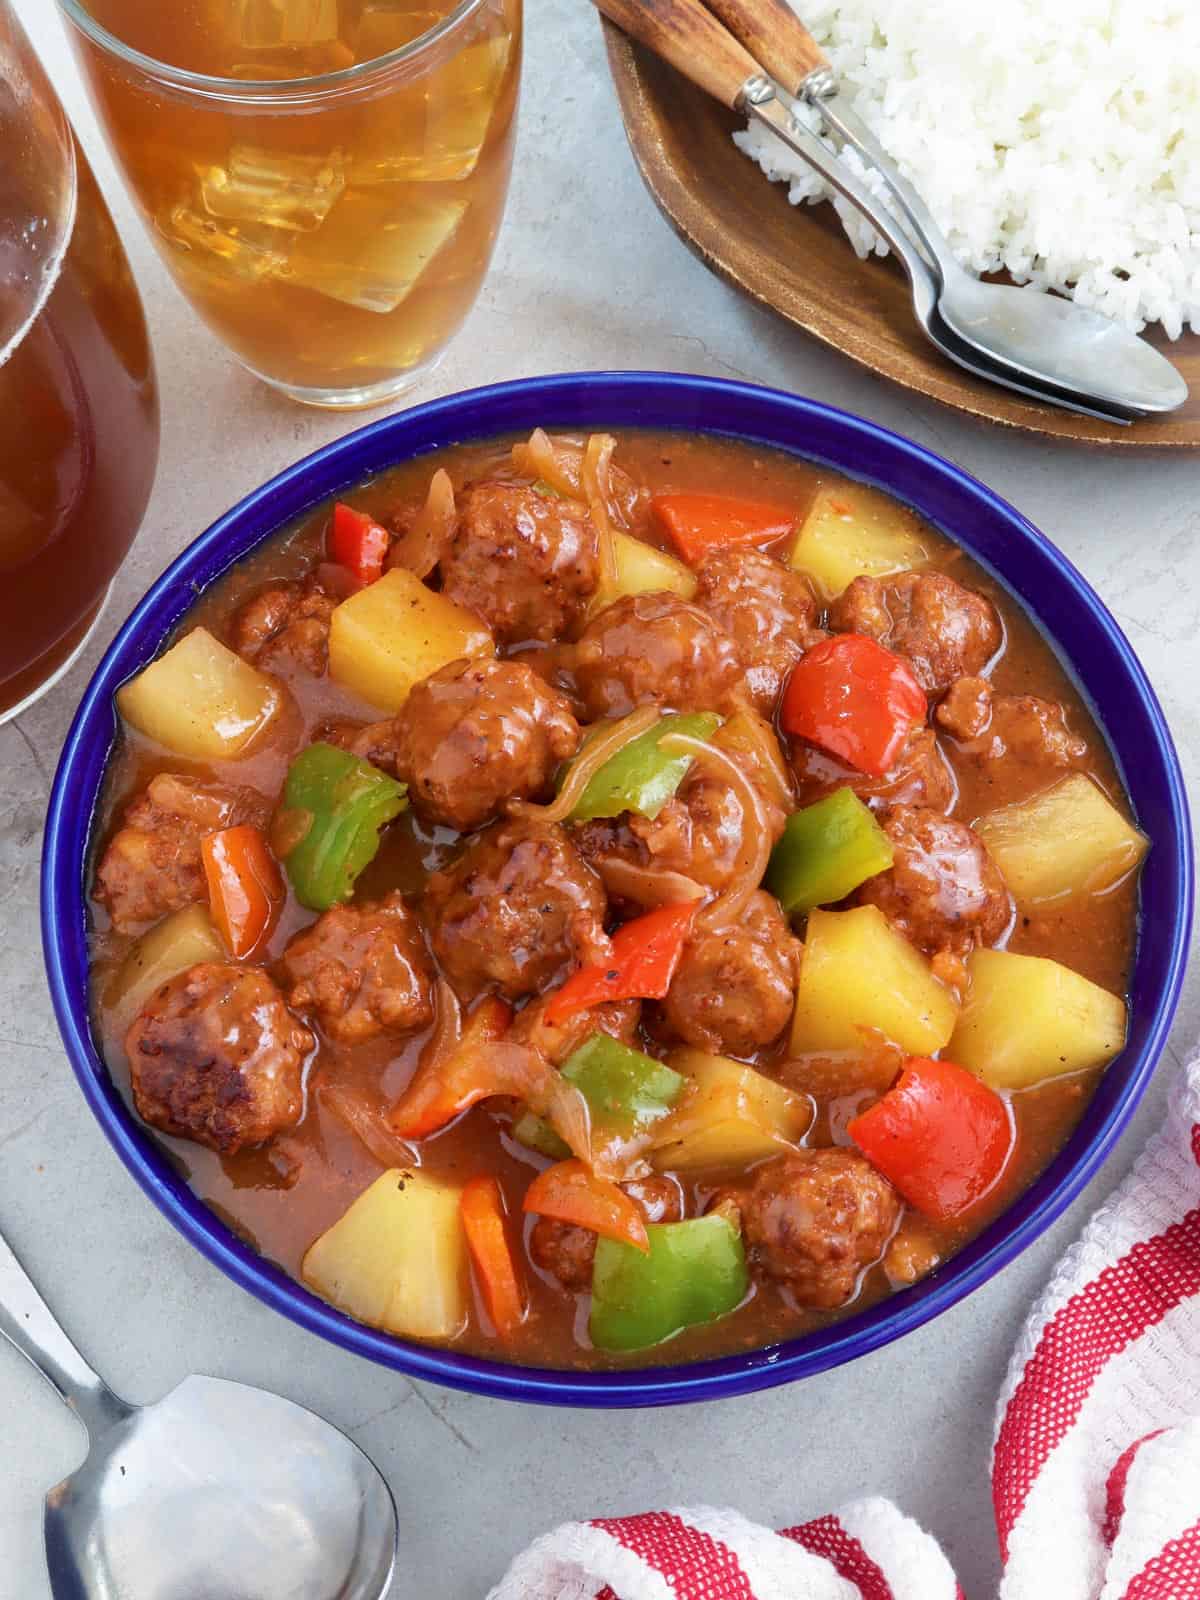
(701, 0, 1188, 417)
(1, 1224, 397, 1600)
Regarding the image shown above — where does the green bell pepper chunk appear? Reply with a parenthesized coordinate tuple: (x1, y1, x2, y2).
(280, 742, 408, 912)
(560, 1033, 685, 1136)
(511, 1111, 571, 1161)
(767, 787, 894, 918)
(567, 712, 722, 823)
(590, 1214, 750, 1352)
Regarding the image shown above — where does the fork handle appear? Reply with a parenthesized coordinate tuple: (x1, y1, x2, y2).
(702, 0, 830, 93)
(593, 0, 766, 110)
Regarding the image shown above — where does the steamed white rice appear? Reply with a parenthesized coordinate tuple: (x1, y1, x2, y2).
(733, 1, 1200, 336)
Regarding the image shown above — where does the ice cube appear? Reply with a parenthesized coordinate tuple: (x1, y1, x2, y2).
(234, 0, 339, 49)
(353, 4, 441, 62)
(159, 204, 289, 281)
(278, 189, 467, 312)
(201, 146, 346, 232)
(349, 33, 512, 185)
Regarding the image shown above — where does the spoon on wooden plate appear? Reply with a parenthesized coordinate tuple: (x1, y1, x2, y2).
(0, 1224, 397, 1600)
(594, 0, 1188, 422)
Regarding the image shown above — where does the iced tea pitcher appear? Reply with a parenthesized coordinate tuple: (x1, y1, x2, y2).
(61, 0, 523, 409)
(0, 1, 158, 720)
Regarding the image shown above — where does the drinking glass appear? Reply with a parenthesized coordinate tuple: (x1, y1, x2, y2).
(0, 1, 158, 722)
(60, 0, 523, 409)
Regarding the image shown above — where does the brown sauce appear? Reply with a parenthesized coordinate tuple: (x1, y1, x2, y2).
(87, 430, 1140, 1369)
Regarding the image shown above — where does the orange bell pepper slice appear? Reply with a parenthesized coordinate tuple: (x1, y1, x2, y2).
(330, 502, 391, 585)
(849, 1056, 1014, 1221)
(387, 996, 514, 1139)
(543, 902, 697, 1025)
(780, 633, 927, 778)
(201, 824, 283, 959)
(460, 1176, 526, 1340)
(523, 1159, 650, 1253)
(651, 492, 796, 565)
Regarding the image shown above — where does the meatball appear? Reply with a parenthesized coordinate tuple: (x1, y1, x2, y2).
(384, 657, 580, 832)
(529, 1175, 683, 1292)
(509, 994, 640, 1068)
(126, 963, 314, 1153)
(440, 481, 599, 645)
(232, 576, 336, 675)
(693, 549, 823, 714)
(662, 891, 800, 1056)
(853, 805, 1011, 961)
(423, 818, 609, 1001)
(576, 757, 786, 910)
(934, 675, 992, 741)
(937, 679, 1088, 769)
(281, 891, 435, 1044)
(735, 1150, 902, 1309)
(830, 572, 1001, 696)
(94, 774, 263, 933)
(570, 592, 743, 720)
(790, 725, 955, 815)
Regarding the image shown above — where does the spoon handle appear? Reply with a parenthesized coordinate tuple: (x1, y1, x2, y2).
(0, 1223, 131, 1437)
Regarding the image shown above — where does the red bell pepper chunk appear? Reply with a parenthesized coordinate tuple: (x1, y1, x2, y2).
(543, 902, 698, 1024)
(522, 1159, 650, 1253)
(330, 502, 391, 586)
(387, 996, 514, 1139)
(780, 634, 926, 778)
(201, 824, 283, 959)
(848, 1056, 1013, 1222)
(651, 493, 797, 565)
(461, 1176, 526, 1339)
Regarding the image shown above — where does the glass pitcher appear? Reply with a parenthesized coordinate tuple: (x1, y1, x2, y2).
(0, 0, 158, 721)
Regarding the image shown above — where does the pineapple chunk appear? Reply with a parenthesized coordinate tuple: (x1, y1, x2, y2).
(105, 905, 225, 1022)
(302, 1169, 468, 1340)
(590, 530, 697, 614)
(790, 906, 958, 1056)
(976, 774, 1148, 905)
(650, 1050, 811, 1173)
(949, 948, 1127, 1089)
(116, 627, 281, 760)
(328, 567, 494, 713)
(791, 483, 929, 600)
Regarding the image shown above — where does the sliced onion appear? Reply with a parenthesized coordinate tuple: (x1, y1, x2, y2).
(658, 732, 772, 931)
(509, 704, 659, 824)
(510, 428, 585, 497)
(596, 855, 707, 910)
(422, 976, 463, 1072)
(321, 1082, 419, 1170)
(716, 709, 793, 813)
(387, 467, 456, 579)
(582, 433, 621, 592)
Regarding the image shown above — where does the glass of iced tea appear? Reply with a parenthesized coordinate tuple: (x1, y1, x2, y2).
(60, 0, 523, 409)
(0, 2, 158, 721)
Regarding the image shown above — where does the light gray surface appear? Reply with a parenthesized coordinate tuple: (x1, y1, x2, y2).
(4, 2, 1198, 1595)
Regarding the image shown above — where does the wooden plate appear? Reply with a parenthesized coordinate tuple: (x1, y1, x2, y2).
(602, 23, 1200, 449)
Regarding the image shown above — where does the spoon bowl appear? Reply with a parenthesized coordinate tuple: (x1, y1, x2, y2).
(1, 1229, 397, 1600)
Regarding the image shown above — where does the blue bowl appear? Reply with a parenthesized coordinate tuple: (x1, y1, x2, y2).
(42, 372, 1192, 1407)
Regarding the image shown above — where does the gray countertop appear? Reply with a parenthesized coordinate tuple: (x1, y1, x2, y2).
(4, 2, 1198, 1594)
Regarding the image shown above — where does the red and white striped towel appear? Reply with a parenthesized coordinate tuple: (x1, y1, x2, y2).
(488, 1057, 1200, 1600)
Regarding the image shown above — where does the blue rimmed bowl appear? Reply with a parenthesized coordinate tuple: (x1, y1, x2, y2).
(42, 372, 1193, 1407)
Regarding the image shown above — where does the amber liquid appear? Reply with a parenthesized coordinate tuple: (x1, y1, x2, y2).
(72, 0, 522, 401)
(0, 146, 158, 716)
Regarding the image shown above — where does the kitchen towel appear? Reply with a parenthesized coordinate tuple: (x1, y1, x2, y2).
(487, 1053, 1200, 1600)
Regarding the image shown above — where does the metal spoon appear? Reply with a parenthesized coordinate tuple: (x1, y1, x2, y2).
(701, 0, 1188, 416)
(1, 1224, 397, 1600)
